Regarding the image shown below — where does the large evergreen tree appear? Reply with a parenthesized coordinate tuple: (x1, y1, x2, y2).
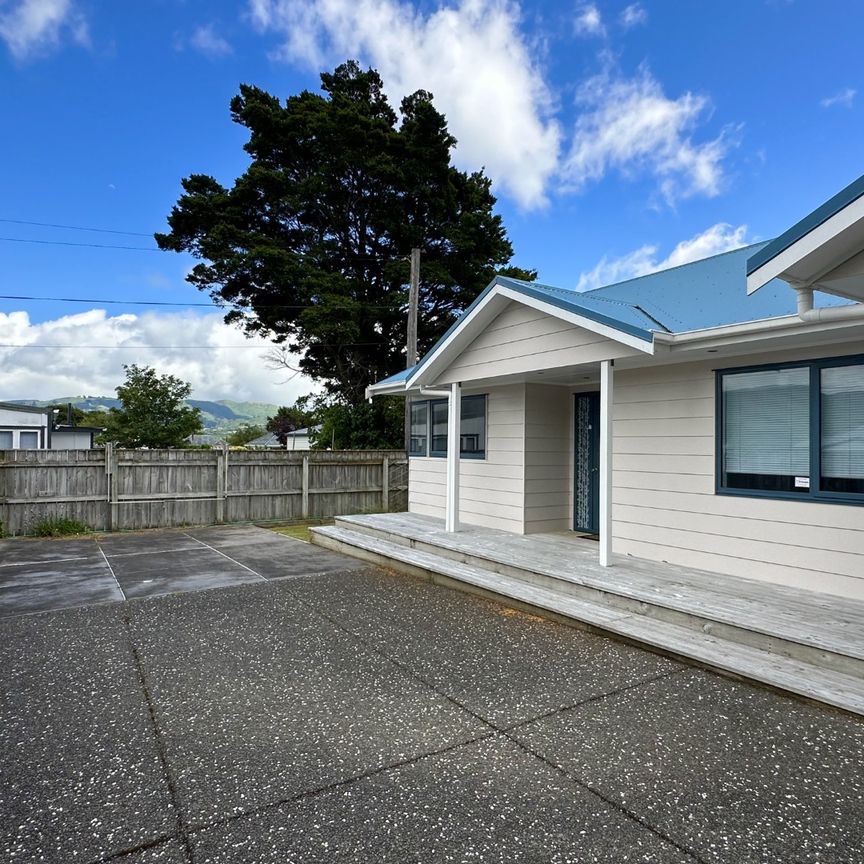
(156, 61, 534, 403)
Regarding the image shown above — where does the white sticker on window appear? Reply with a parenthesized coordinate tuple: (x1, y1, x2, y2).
(794, 476, 810, 489)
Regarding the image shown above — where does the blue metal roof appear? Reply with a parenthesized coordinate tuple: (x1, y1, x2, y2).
(373, 367, 415, 387)
(580, 243, 850, 332)
(371, 241, 853, 391)
(747, 173, 864, 276)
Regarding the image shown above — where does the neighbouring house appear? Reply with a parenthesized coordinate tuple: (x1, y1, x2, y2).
(247, 431, 286, 449)
(358, 173, 864, 604)
(284, 426, 315, 451)
(0, 402, 101, 450)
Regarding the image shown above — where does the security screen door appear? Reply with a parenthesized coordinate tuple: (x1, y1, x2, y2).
(573, 392, 601, 534)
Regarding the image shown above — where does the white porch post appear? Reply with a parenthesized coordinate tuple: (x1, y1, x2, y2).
(599, 360, 614, 567)
(445, 382, 461, 532)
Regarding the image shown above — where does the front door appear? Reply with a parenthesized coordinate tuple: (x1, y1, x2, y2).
(573, 392, 600, 533)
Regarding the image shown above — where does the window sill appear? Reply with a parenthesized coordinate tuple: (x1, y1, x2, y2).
(716, 487, 864, 507)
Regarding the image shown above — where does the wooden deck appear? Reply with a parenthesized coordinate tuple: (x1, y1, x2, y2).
(311, 512, 864, 716)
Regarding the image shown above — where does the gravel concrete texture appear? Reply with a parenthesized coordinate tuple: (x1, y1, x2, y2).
(3, 544, 864, 864)
(125, 580, 487, 826)
(290, 567, 682, 727)
(191, 736, 693, 864)
(0, 604, 175, 863)
(512, 668, 864, 864)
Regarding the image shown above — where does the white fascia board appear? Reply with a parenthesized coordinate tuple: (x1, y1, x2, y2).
(406, 283, 653, 390)
(405, 291, 512, 389)
(747, 194, 864, 294)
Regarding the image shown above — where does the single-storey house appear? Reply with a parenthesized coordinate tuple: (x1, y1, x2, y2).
(314, 173, 864, 714)
(0, 402, 52, 449)
(0, 402, 101, 449)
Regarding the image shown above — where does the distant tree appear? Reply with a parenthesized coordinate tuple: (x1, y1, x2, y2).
(156, 60, 536, 404)
(101, 365, 203, 448)
(225, 424, 266, 446)
(266, 400, 316, 445)
(306, 395, 403, 450)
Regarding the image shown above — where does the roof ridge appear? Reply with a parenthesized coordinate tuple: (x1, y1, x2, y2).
(581, 240, 769, 296)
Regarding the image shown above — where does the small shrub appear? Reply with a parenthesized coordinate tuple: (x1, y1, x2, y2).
(30, 517, 91, 537)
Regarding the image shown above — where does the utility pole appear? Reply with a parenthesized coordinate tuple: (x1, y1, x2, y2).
(407, 248, 420, 369)
(404, 248, 420, 452)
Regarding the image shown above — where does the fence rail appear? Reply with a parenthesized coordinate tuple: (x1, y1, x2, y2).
(0, 447, 407, 535)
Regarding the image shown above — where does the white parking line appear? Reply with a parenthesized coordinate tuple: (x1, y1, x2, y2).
(182, 533, 268, 581)
(0, 554, 94, 569)
(97, 545, 127, 601)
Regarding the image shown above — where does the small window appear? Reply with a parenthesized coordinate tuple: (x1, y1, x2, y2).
(821, 364, 864, 495)
(430, 400, 449, 456)
(408, 395, 487, 459)
(0, 431, 12, 449)
(721, 367, 810, 493)
(460, 395, 486, 458)
(409, 402, 428, 456)
(19, 431, 40, 450)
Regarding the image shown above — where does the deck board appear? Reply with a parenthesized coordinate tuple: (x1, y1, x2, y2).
(339, 512, 864, 662)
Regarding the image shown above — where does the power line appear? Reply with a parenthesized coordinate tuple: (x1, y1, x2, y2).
(0, 341, 388, 349)
(0, 236, 159, 252)
(0, 293, 401, 310)
(0, 218, 153, 237)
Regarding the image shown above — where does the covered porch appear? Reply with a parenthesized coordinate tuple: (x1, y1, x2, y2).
(311, 511, 864, 717)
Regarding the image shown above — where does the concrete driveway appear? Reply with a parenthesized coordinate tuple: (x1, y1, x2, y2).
(0, 525, 356, 617)
(1, 531, 862, 863)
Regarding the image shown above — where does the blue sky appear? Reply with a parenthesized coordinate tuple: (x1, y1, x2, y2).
(1, 0, 862, 403)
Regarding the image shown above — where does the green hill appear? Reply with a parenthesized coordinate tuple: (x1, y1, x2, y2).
(8, 397, 281, 433)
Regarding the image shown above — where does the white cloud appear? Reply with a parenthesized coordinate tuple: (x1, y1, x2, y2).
(575, 222, 749, 291)
(821, 87, 856, 109)
(0, 309, 314, 404)
(247, 0, 561, 210)
(188, 23, 233, 58)
(562, 66, 733, 204)
(0, 0, 88, 60)
(620, 3, 647, 28)
(574, 3, 604, 36)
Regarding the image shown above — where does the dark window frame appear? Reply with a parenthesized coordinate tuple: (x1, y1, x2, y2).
(409, 394, 487, 460)
(715, 353, 864, 506)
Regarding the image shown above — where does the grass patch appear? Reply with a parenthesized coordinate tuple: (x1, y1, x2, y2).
(268, 519, 333, 543)
(30, 517, 92, 538)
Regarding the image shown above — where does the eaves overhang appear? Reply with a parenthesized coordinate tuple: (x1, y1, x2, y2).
(747, 173, 864, 301)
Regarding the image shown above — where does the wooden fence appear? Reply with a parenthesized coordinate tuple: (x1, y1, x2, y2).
(0, 447, 407, 535)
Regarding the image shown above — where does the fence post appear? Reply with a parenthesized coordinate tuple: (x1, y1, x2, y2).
(105, 443, 116, 531)
(301, 454, 309, 519)
(382, 455, 390, 512)
(215, 447, 225, 524)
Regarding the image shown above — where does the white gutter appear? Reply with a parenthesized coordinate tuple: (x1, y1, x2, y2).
(653, 301, 864, 347)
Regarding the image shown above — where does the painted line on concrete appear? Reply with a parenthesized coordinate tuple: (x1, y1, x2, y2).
(182, 533, 268, 582)
(97, 545, 127, 602)
(0, 554, 95, 569)
(99, 546, 203, 561)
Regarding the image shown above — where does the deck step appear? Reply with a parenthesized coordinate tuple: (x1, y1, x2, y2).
(333, 514, 864, 675)
(311, 524, 864, 717)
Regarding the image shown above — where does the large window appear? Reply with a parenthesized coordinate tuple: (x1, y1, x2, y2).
(0, 431, 12, 449)
(409, 394, 486, 459)
(718, 356, 864, 503)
